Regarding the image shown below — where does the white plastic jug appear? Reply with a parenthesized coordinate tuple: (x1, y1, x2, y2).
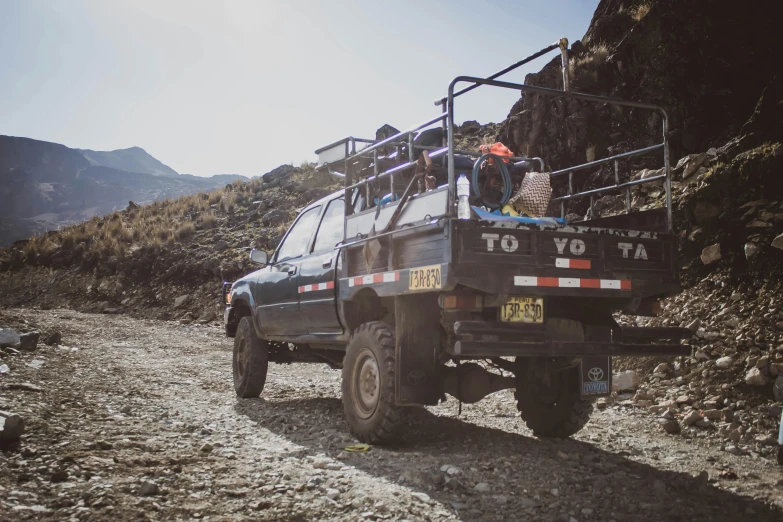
(457, 174, 470, 219)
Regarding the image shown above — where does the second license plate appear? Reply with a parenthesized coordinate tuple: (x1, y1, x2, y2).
(500, 296, 544, 323)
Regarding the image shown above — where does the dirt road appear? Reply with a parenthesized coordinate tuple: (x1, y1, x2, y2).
(1, 308, 782, 521)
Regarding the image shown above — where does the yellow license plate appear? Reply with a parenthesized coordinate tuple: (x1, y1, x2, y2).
(500, 297, 544, 323)
(408, 265, 442, 291)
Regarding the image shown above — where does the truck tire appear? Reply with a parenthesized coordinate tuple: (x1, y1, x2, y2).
(342, 322, 406, 444)
(514, 360, 593, 438)
(233, 316, 269, 398)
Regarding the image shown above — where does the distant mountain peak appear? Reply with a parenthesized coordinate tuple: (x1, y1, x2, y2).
(76, 146, 179, 177)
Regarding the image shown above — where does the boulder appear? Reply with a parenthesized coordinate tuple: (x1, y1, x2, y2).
(693, 202, 720, 223)
(18, 332, 40, 352)
(716, 356, 733, 369)
(612, 370, 641, 391)
(262, 164, 296, 184)
(686, 318, 702, 331)
(174, 294, 190, 308)
(745, 367, 769, 386)
(700, 243, 721, 265)
(474, 482, 491, 493)
(772, 233, 783, 250)
(262, 209, 288, 226)
(675, 153, 709, 179)
(459, 120, 482, 134)
(139, 481, 159, 496)
(747, 219, 772, 229)
(215, 240, 229, 251)
(683, 410, 703, 426)
(0, 411, 25, 442)
(653, 363, 669, 374)
(0, 328, 20, 348)
(44, 331, 62, 346)
(198, 311, 217, 324)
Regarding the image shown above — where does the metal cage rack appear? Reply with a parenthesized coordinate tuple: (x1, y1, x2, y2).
(313, 38, 673, 239)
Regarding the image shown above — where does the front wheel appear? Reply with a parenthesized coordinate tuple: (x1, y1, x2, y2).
(515, 358, 593, 438)
(233, 316, 269, 398)
(341, 322, 406, 444)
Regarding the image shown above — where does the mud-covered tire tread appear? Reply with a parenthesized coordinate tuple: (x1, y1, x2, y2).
(233, 316, 269, 398)
(342, 321, 405, 445)
(515, 365, 593, 438)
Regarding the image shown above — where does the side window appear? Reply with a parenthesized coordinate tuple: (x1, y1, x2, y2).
(313, 199, 345, 253)
(275, 206, 320, 262)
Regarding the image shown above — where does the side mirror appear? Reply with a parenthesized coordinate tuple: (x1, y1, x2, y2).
(250, 248, 268, 266)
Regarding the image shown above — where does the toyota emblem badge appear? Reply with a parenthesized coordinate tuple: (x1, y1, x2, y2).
(588, 367, 604, 381)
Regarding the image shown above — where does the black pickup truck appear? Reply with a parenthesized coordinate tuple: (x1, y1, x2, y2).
(223, 41, 691, 444)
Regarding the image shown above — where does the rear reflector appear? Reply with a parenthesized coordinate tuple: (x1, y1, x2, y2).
(440, 295, 483, 310)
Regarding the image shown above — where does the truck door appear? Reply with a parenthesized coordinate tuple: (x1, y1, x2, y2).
(299, 198, 344, 334)
(255, 205, 321, 336)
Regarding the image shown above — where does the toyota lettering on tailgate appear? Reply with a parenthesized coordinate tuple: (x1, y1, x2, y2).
(481, 233, 591, 256)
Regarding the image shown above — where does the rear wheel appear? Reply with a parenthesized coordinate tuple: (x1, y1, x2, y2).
(342, 322, 406, 444)
(233, 316, 269, 398)
(515, 358, 593, 438)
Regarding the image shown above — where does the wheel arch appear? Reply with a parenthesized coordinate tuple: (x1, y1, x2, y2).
(342, 288, 392, 332)
(226, 298, 252, 338)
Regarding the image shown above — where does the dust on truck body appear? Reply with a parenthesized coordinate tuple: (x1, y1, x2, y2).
(224, 39, 691, 444)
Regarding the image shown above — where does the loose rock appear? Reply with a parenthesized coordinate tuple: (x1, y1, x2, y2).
(661, 418, 681, 434)
(0, 411, 25, 442)
(716, 356, 733, 368)
(18, 331, 40, 352)
(0, 328, 20, 348)
(745, 367, 769, 386)
(700, 243, 721, 265)
(139, 481, 159, 496)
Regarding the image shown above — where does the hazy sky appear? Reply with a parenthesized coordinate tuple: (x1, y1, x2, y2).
(1, 0, 598, 177)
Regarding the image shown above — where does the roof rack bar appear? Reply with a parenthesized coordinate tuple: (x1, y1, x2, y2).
(451, 76, 666, 113)
(314, 136, 373, 156)
(550, 143, 664, 176)
(434, 40, 562, 106)
(343, 114, 448, 165)
(551, 174, 665, 202)
(343, 147, 449, 191)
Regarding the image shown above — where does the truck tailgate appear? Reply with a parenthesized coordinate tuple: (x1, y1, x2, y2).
(453, 224, 678, 297)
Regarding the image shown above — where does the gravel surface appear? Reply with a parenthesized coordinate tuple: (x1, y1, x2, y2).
(1, 308, 782, 521)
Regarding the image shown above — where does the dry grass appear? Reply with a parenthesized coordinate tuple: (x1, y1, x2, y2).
(6, 162, 340, 269)
(569, 42, 611, 78)
(631, 2, 651, 21)
(14, 182, 235, 266)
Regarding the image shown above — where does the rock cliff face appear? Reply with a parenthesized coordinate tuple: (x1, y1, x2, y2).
(498, 0, 781, 209)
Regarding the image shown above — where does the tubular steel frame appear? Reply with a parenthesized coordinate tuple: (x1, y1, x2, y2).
(446, 77, 672, 232)
(325, 38, 673, 246)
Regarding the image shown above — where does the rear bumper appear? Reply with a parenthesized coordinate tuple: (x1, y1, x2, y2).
(449, 340, 690, 358)
(449, 322, 692, 358)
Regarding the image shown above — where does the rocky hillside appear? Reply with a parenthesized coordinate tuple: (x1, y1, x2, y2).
(0, 163, 340, 321)
(0, 136, 249, 246)
(499, 0, 781, 216)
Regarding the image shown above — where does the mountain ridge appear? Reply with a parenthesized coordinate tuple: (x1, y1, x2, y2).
(0, 134, 249, 246)
(76, 145, 179, 177)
